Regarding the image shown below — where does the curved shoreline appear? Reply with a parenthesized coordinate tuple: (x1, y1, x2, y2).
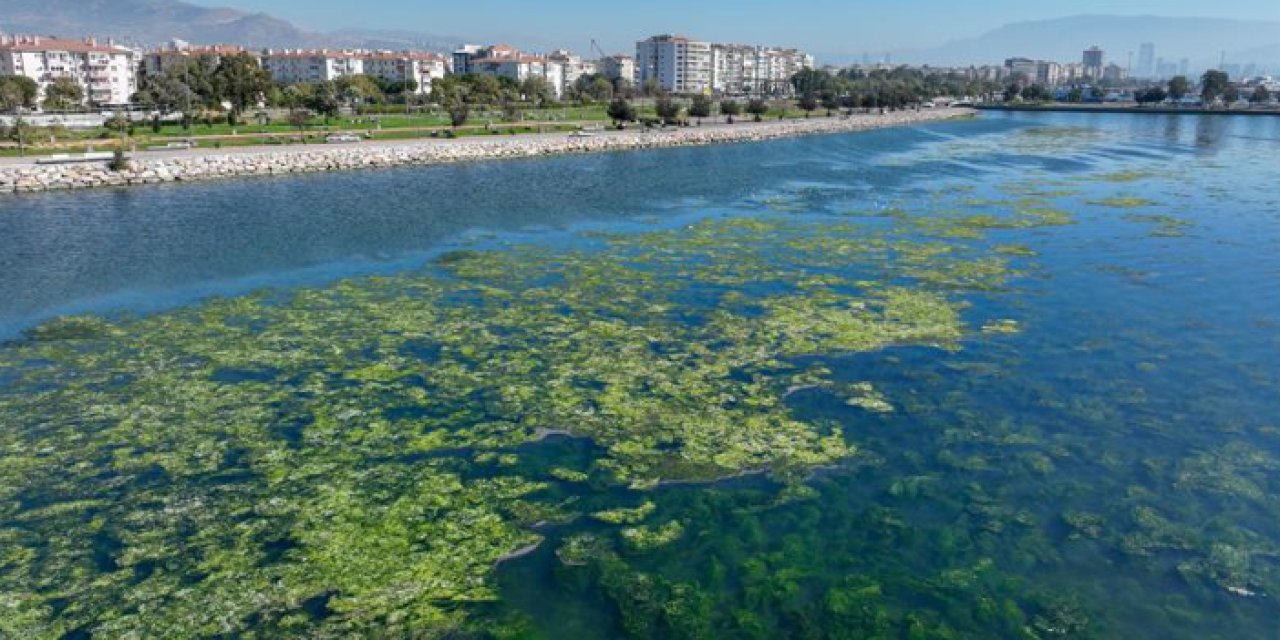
(0, 109, 972, 195)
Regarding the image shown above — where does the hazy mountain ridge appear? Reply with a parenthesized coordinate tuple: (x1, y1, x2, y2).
(894, 15, 1280, 69)
(0, 0, 461, 50)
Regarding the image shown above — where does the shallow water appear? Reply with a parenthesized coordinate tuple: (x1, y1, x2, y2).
(1, 112, 1279, 638)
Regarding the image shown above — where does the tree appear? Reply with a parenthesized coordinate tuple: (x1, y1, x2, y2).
(654, 96, 682, 125)
(820, 91, 840, 116)
(586, 75, 614, 102)
(1066, 87, 1084, 103)
(642, 77, 661, 97)
(43, 77, 84, 110)
(1136, 87, 1167, 106)
(1167, 76, 1190, 101)
(520, 77, 554, 106)
(606, 97, 636, 127)
(797, 92, 819, 117)
(613, 78, 634, 99)
(1200, 70, 1230, 104)
(0, 75, 39, 111)
(305, 82, 341, 122)
(1222, 84, 1240, 107)
(688, 94, 713, 122)
(790, 68, 832, 96)
(1250, 85, 1272, 104)
(1003, 83, 1022, 102)
(335, 75, 384, 108)
(1020, 85, 1050, 103)
(746, 98, 769, 122)
(719, 99, 741, 123)
(134, 62, 201, 114)
(286, 108, 312, 135)
(447, 100, 470, 127)
(213, 52, 272, 117)
(5, 113, 35, 156)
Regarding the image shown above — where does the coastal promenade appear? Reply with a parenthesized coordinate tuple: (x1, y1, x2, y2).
(0, 108, 971, 194)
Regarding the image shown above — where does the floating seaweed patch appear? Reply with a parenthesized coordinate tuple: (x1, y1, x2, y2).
(0, 206, 1050, 635)
(981, 319, 1022, 335)
(1123, 213, 1193, 237)
(1088, 196, 1157, 208)
(620, 520, 686, 551)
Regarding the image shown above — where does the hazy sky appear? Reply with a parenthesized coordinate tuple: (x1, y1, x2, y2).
(198, 0, 1280, 54)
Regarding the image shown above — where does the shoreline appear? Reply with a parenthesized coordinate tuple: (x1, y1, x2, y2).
(0, 109, 971, 195)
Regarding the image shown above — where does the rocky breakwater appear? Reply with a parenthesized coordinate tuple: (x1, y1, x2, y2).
(0, 109, 971, 194)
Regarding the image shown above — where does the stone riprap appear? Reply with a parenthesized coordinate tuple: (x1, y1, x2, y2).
(0, 109, 971, 194)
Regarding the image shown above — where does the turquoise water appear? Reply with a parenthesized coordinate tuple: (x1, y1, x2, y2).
(1, 112, 1279, 638)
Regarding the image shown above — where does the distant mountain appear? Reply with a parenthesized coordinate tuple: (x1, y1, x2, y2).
(894, 15, 1280, 70)
(327, 28, 465, 52)
(0, 0, 461, 50)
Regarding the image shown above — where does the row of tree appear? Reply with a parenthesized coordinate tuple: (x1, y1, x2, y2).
(1000, 70, 1272, 107)
(791, 67, 1005, 109)
(1, 75, 86, 111)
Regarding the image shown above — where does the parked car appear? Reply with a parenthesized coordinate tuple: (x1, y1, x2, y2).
(326, 134, 362, 144)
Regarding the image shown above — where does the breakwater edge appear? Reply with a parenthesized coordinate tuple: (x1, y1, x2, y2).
(0, 108, 971, 194)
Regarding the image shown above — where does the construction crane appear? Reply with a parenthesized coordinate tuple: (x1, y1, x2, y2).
(590, 39, 610, 60)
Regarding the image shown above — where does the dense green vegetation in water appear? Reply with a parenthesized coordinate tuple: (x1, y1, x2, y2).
(1, 118, 1278, 638)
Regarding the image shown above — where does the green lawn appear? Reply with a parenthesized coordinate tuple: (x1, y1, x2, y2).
(0, 102, 835, 158)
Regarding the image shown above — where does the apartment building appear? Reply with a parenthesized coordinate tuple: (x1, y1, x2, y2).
(547, 49, 599, 90)
(142, 42, 246, 77)
(598, 55, 635, 85)
(736, 46, 813, 96)
(361, 52, 449, 95)
(262, 49, 448, 94)
(0, 35, 137, 108)
(635, 35, 713, 94)
(637, 36, 811, 95)
(261, 50, 365, 84)
(453, 44, 567, 97)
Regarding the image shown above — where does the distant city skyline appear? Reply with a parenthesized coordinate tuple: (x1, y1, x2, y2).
(195, 0, 1280, 54)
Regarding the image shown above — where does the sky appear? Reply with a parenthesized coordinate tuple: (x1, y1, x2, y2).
(198, 0, 1280, 55)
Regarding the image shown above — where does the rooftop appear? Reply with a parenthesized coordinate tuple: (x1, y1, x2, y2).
(0, 35, 132, 54)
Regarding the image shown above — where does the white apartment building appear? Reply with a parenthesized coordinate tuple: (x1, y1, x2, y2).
(638, 36, 811, 95)
(0, 35, 137, 108)
(361, 52, 449, 95)
(470, 55, 565, 98)
(547, 49, 598, 91)
(454, 45, 567, 98)
(261, 50, 365, 84)
(747, 47, 813, 96)
(142, 42, 246, 77)
(635, 35, 713, 94)
(262, 49, 448, 95)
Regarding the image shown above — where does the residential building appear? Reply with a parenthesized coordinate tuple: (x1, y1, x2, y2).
(547, 49, 598, 90)
(451, 44, 487, 75)
(0, 34, 138, 108)
(598, 55, 634, 85)
(635, 34, 713, 94)
(1102, 63, 1128, 83)
(1004, 57, 1039, 84)
(1082, 46, 1104, 79)
(464, 44, 566, 97)
(736, 46, 813, 96)
(361, 52, 449, 95)
(262, 49, 365, 84)
(637, 36, 810, 96)
(142, 41, 246, 77)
